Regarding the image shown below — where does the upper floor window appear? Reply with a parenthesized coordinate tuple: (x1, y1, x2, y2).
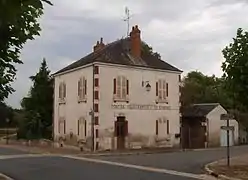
(59, 82, 66, 104)
(78, 77, 87, 102)
(113, 76, 129, 102)
(156, 79, 168, 103)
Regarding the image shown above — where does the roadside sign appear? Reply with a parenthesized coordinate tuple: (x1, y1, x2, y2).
(221, 126, 234, 131)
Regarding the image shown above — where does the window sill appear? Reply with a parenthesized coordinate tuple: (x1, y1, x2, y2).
(58, 99, 66, 105)
(155, 99, 169, 104)
(78, 98, 87, 103)
(113, 98, 129, 103)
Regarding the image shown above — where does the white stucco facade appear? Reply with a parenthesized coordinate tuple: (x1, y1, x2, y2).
(207, 104, 239, 147)
(53, 62, 181, 150)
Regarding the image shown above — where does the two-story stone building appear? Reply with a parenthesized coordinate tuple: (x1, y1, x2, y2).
(53, 25, 182, 151)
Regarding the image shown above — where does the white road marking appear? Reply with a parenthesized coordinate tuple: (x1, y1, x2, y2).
(0, 173, 14, 180)
(62, 155, 216, 179)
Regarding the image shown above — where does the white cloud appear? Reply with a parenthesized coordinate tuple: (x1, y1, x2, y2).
(5, 0, 248, 108)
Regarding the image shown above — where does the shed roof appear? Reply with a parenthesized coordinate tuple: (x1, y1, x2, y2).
(182, 103, 220, 118)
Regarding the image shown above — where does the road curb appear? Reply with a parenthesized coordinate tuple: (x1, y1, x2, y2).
(204, 161, 242, 180)
(0, 173, 14, 180)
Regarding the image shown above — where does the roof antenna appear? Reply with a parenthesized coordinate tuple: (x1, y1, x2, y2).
(123, 7, 132, 37)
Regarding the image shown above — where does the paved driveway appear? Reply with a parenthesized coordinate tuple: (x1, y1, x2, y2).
(93, 145, 248, 174)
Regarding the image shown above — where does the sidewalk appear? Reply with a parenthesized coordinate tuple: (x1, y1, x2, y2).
(0, 141, 183, 156)
(207, 154, 248, 180)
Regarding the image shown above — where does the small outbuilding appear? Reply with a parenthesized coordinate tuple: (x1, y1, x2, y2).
(181, 103, 239, 149)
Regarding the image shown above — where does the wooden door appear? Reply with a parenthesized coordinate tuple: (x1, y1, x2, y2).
(115, 116, 128, 149)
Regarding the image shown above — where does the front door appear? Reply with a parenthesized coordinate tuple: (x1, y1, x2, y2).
(115, 116, 128, 149)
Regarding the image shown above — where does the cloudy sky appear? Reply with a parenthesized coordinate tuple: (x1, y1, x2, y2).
(6, 0, 248, 108)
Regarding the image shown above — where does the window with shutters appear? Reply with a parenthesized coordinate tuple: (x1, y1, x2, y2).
(58, 118, 66, 134)
(156, 117, 169, 137)
(113, 76, 129, 102)
(156, 79, 168, 103)
(78, 117, 86, 139)
(78, 77, 87, 102)
(58, 82, 66, 104)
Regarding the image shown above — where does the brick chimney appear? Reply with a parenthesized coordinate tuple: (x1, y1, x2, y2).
(130, 25, 141, 58)
(93, 37, 105, 52)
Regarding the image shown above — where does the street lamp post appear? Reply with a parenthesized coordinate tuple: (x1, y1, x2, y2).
(6, 118, 10, 145)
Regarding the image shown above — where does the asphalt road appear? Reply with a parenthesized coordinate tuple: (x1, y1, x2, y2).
(0, 146, 247, 180)
(94, 145, 248, 174)
(0, 156, 195, 180)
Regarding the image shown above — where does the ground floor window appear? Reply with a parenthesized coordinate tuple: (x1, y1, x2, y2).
(78, 117, 86, 139)
(59, 118, 66, 134)
(156, 117, 169, 136)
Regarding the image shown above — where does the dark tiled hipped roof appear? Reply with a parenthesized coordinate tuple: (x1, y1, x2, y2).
(54, 38, 182, 75)
(182, 103, 220, 117)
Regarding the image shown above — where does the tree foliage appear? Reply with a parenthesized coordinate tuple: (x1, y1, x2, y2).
(180, 71, 232, 109)
(18, 59, 53, 139)
(142, 42, 161, 59)
(0, 0, 52, 101)
(222, 28, 248, 111)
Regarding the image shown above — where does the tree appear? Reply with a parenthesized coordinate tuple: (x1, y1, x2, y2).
(180, 71, 232, 109)
(142, 42, 161, 59)
(0, 0, 52, 102)
(19, 59, 53, 139)
(0, 102, 14, 127)
(222, 28, 248, 111)
(222, 28, 248, 128)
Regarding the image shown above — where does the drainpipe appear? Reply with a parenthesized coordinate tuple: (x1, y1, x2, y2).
(91, 64, 95, 151)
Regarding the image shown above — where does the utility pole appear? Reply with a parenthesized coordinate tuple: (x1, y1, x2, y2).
(227, 117, 230, 167)
(6, 118, 9, 145)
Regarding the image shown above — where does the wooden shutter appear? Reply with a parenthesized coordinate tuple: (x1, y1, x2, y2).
(78, 79, 82, 98)
(158, 80, 162, 99)
(64, 120, 66, 134)
(84, 120, 87, 137)
(156, 82, 158, 96)
(58, 120, 60, 133)
(167, 120, 169, 134)
(84, 78, 87, 96)
(162, 80, 166, 99)
(78, 120, 80, 135)
(63, 83, 66, 98)
(117, 76, 121, 98)
(126, 79, 129, 95)
(156, 120, 158, 135)
(166, 83, 168, 97)
(59, 84, 62, 99)
(121, 77, 126, 99)
(113, 78, 116, 94)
